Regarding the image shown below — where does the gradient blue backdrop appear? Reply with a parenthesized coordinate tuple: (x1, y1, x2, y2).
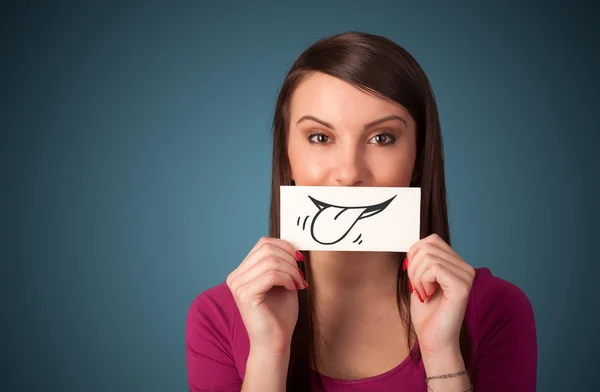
(2, 1, 598, 391)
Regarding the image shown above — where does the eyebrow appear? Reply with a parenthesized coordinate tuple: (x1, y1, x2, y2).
(296, 115, 407, 129)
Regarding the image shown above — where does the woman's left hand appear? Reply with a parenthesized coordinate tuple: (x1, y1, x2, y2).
(405, 234, 475, 357)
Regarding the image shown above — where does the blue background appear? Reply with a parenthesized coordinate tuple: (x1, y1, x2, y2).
(2, 1, 598, 390)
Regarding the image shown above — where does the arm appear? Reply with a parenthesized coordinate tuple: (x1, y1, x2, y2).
(185, 290, 291, 392)
(185, 293, 242, 392)
(422, 349, 471, 391)
(421, 280, 537, 392)
(472, 274, 538, 391)
(241, 348, 290, 392)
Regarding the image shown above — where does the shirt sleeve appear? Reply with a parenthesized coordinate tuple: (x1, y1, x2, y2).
(472, 269, 537, 391)
(185, 288, 243, 392)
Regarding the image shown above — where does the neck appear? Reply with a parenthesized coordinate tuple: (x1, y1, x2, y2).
(307, 251, 400, 304)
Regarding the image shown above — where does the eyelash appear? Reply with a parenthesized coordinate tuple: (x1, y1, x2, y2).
(307, 132, 397, 146)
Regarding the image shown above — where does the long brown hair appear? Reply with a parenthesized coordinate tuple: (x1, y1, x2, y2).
(268, 31, 472, 390)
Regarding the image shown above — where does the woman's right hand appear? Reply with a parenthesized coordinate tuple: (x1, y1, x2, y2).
(226, 237, 308, 355)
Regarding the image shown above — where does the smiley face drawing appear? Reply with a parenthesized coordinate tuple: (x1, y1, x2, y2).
(296, 195, 397, 246)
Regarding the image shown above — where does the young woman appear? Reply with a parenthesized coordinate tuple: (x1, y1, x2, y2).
(186, 31, 537, 392)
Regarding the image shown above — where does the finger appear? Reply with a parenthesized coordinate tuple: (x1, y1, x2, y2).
(408, 237, 473, 277)
(408, 252, 438, 302)
(407, 233, 454, 260)
(421, 262, 472, 302)
(233, 254, 307, 291)
(407, 235, 450, 263)
(409, 253, 472, 302)
(421, 233, 459, 259)
(236, 270, 299, 306)
(230, 240, 300, 283)
(246, 237, 299, 261)
(407, 236, 430, 262)
(408, 242, 454, 268)
(411, 244, 472, 280)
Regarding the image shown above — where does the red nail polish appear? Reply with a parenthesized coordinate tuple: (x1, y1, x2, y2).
(293, 281, 299, 289)
(409, 280, 413, 293)
(298, 269, 308, 288)
(296, 251, 305, 262)
(423, 289, 429, 299)
(402, 257, 408, 271)
(298, 268, 305, 279)
(416, 291, 424, 303)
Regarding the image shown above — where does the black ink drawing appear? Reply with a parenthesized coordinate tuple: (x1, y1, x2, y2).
(297, 195, 396, 245)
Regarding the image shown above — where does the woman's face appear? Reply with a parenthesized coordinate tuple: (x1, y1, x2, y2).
(287, 72, 417, 187)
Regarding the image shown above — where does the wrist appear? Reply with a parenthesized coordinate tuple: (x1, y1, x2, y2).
(243, 348, 290, 391)
(421, 345, 464, 375)
(421, 346, 470, 392)
(248, 345, 291, 363)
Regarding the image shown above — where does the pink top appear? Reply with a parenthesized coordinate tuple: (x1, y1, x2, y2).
(185, 267, 537, 391)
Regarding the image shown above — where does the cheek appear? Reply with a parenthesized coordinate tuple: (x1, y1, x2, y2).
(287, 137, 330, 182)
(289, 149, 330, 183)
(366, 148, 415, 186)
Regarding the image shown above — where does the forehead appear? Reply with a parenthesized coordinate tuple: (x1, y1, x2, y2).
(289, 72, 412, 127)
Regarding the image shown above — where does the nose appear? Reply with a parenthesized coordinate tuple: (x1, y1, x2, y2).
(332, 145, 365, 187)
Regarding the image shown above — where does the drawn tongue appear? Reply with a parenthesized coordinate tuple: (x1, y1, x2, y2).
(312, 206, 367, 244)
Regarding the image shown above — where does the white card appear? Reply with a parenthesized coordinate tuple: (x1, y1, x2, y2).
(280, 186, 420, 252)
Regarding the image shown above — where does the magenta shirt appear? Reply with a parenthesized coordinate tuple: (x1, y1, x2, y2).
(185, 267, 537, 391)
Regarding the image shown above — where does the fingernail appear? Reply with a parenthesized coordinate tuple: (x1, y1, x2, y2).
(296, 251, 305, 262)
(423, 289, 429, 299)
(298, 268, 308, 289)
(416, 290, 424, 303)
(293, 281, 299, 290)
(409, 280, 413, 293)
(402, 257, 408, 271)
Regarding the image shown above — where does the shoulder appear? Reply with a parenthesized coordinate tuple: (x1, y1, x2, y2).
(466, 267, 537, 358)
(189, 281, 237, 315)
(186, 283, 250, 387)
(469, 267, 535, 321)
(186, 281, 238, 348)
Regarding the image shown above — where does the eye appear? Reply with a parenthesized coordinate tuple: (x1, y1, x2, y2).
(368, 133, 396, 145)
(308, 133, 332, 144)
